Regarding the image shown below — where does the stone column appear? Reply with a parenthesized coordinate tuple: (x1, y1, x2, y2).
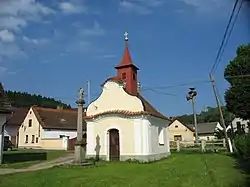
(74, 88, 85, 163)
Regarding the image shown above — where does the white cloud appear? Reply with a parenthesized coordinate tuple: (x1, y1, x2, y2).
(0, 67, 7, 75)
(119, 0, 163, 14)
(59, 2, 87, 14)
(0, 0, 55, 31)
(180, 0, 228, 13)
(80, 21, 105, 37)
(0, 43, 26, 58)
(0, 30, 15, 43)
(0, 0, 55, 60)
(97, 54, 117, 59)
(23, 36, 49, 45)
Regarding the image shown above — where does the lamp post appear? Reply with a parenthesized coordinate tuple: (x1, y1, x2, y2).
(186, 88, 198, 143)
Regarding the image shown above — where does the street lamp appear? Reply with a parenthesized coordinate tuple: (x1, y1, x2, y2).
(186, 88, 198, 143)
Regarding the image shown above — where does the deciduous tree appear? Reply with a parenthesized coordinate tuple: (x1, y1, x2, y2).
(224, 44, 250, 120)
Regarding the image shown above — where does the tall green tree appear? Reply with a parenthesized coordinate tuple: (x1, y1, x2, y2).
(224, 44, 250, 120)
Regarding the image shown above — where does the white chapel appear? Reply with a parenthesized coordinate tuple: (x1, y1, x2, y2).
(85, 32, 171, 162)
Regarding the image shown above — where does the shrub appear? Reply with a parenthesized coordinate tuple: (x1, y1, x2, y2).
(234, 133, 250, 160)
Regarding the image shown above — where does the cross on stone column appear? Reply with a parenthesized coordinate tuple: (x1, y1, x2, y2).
(74, 87, 86, 163)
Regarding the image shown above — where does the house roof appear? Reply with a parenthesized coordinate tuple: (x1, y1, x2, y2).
(32, 106, 86, 130)
(168, 119, 195, 131)
(86, 77, 169, 121)
(6, 107, 29, 126)
(187, 122, 219, 134)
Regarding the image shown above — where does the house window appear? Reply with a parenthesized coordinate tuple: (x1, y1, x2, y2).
(30, 111, 32, 114)
(31, 135, 35, 143)
(36, 137, 39, 143)
(175, 125, 178, 128)
(158, 127, 164, 145)
(207, 137, 210, 140)
(25, 135, 28, 143)
(122, 72, 126, 79)
(133, 73, 136, 80)
(174, 135, 182, 141)
(28, 119, 32, 127)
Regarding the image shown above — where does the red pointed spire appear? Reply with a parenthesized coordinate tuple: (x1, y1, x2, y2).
(115, 32, 139, 96)
(115, 32, 138, 70)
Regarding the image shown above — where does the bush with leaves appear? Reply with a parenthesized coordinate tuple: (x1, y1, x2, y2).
(234, 133, 250, 160)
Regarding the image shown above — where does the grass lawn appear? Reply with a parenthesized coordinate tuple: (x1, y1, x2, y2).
(0, 149, 69, 169)
(0, 153, 248, 187)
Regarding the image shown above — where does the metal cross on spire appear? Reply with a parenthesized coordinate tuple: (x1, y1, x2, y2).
(124, 31, 128, 41)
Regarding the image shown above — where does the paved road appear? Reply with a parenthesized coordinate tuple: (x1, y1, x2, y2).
(0, 153, 74, 176)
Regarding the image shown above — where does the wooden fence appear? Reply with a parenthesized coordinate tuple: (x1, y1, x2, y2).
(170, 139, 227, 152)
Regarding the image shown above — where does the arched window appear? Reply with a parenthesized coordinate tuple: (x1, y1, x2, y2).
(158, 127, 164, 146)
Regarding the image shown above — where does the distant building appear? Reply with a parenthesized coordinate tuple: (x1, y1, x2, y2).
(231, 118, 249, 134)
(168, 119, 194, 142)
(187, 122, 223, 141)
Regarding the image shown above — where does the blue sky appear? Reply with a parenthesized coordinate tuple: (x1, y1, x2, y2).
(0, 0, 249, 117)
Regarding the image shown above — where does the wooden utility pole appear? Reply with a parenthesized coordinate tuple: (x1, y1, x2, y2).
(209, 73, 230, 151)
(186, 88, 199, 143)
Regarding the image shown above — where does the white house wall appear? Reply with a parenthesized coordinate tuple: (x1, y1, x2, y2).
(42, 129, 77, 139)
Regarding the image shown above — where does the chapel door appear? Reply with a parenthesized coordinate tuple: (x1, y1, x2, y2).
(109, 129, 120, 161)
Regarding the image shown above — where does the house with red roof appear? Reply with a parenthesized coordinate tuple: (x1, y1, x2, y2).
(18, 106, 86, 150)
(85, 32, 171, 162)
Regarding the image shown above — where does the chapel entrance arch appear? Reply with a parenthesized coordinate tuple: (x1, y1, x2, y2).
(108, 129, 120, 161)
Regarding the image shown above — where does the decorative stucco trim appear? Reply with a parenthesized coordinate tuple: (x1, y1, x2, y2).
(133, 119, 143, 155)
(86, 122, 95, 155)
(142, 119, 150, 155)
(84, 113, 148, 122)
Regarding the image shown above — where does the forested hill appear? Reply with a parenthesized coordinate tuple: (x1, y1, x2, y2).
(175, 106, 234, 126)
(5, 90, 71, 109)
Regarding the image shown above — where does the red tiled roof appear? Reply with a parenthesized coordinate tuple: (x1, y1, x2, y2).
(32, 106, 86, 130)
(6, 107, 29, 126)
(87, 77, 169, 121)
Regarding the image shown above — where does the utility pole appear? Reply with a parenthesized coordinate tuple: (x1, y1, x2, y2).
(209, 73, 231, 152)
(74, 87, 85, 163)
(87, 80, 91, 106)
(186, 88, 199, 143)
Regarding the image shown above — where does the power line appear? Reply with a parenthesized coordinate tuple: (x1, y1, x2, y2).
(141, 80, 210, 90)
(141, 88, 178, 97)
(216, 0, 244, 69)
(210, 0, 242, 74)
(214, 0, 244, 72)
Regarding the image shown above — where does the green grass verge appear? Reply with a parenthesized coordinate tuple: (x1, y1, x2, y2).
(0, 153, 248, 187)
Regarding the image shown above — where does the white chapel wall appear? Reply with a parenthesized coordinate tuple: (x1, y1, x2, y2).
(145, 117, 170, 155)
(86, 81, 144, 116)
